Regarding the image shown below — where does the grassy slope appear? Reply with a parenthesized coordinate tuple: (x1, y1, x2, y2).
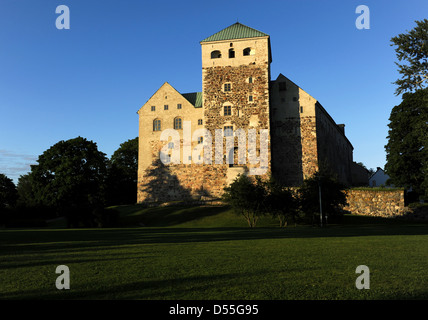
(0, 205, 427, 300)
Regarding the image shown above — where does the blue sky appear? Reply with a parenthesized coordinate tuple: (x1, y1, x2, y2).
(0, 0, 427, 183)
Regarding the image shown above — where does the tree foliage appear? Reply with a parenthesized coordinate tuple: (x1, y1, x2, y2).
(0, 173, 17, 209)
(391, 19, 428, 95)
(30, 137, 108, 224)
(263, 176, 298, 227)
(298, 171, 348, 225)
(385, 88, 428, 196)
(105, 137, 138, 205)
(222, 174, 266, 227)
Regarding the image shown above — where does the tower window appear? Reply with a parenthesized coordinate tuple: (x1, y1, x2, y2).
(151, 106, 156, 111)
(153, 119, 161, 131)
(164, 105, 168, 110)
(224, 126, 233, 137)
(229, 49, 235, 58)
(174, 117, 182, 130)
(198, 119, 203, 125)
(211, 50, 221, 59)
(224, 105, 231, 116)
(300, 106, 304, 113)
(249, 95, 253, 102)
(249, 77, 253, 84)
(177, 104, 182, 109)
(243, 47, 255, 56)
(198, 137, 203, 144)
(224, 83, 231, 92)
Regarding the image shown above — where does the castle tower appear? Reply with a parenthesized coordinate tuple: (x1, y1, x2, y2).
(200, 23, 272, 176)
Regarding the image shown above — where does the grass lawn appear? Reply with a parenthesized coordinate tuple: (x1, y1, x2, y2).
(0, 204, 427, 300)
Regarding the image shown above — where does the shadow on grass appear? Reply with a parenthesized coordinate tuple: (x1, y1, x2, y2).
(0, 272, 266, 300)
(1, 216, 427, 259)
(119, 205, 227, 227)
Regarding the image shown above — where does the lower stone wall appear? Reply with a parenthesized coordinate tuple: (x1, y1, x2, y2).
(137, 162, 229, 203)
(344, 189, 406, 217)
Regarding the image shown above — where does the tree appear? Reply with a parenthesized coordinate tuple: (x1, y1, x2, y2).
(298, 171, 348, 225)
(263, 176, 298, 227)
(385, 88, 428, 196)
(105, 137, 138, 205)
(30, 137, 108, 226)
(0, 173, 17, 226)
(0, 173, 17, 209)
(222, 174, 266, 227)
(16, 173, 36, 208)
(391, 19, 428, 95)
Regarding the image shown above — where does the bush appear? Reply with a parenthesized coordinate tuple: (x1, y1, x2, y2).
(298, 171, 348, 225)
(263, 177, 298, 227)
(222, 174, 266, 228)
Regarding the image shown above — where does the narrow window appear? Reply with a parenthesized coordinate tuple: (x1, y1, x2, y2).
(224, 126, 233, 137)
(174, 117, 182, 130)
(224, 83, 231, 92)
(177, 104, 182, 109)
(151, 106, 156, 111)
(198, 119, 203, 125)
(198, 137, 203, 144)
(153, 119, 161, 131)
(229, 48, 235, 58)
(211, 50, 221, 59)
(249, 95, 253, 102)
(224, 105, 231, 116)
(249, 77, 253, 84)
(300, 106, 304, 113)
(164, 105, 168, 110)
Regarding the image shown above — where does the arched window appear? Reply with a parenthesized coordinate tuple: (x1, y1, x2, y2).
(243, 47, 255, 56)
(153, 119, 161, 131)
(229, 48, 235, 58)
(174, 117, 182, 130)
(211, 50, 221, 59)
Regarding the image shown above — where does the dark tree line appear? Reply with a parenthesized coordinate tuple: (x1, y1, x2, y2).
(0, 136, 138, 228)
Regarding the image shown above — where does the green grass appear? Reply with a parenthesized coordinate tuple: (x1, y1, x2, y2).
(0, 205, 427, 300)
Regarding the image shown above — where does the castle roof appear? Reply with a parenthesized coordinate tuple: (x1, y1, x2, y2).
(182, 92, 202, 108)
(201, 22, 269, 43)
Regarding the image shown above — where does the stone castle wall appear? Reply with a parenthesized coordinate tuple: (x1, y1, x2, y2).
(344, 189, 406, 217)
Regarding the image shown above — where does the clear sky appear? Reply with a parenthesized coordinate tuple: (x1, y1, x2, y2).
(0, 0, 427, 183)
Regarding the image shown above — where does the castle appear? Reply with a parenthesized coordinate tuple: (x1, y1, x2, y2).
(137, 23, 355, 203)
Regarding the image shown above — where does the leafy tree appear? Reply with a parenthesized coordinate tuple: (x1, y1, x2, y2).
(298, 171, 347, 225)
(263, 176, 298, 227)
(222, 174, 266, 227)
(105, 137, 138, 205)
(16, 173, 36, 208)
(385, 88, 428, 196)
(391, 19, 428, 95)
(30, 137, 108, 226)
(0, 173, 17, 226)
(0, 173, 17, 209)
